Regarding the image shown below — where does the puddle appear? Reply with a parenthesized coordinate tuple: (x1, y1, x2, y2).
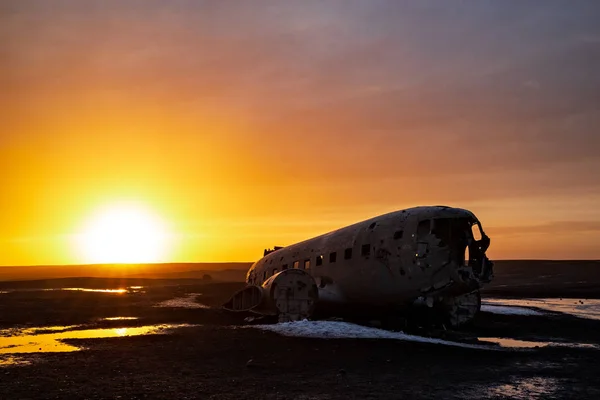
(0, 287, 145, 294)
(0, 324, 194, 357)
(102, 317, 139, 321)
(0, 356, 32, 366)
(484, 298, 600, 321)
(58, 287, 145, 294)
(60, 288, 128, 293)
(154, 293, 209, 309)
(478, 337, 598, 350)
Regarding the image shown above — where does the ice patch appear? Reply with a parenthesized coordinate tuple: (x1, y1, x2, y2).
(481, 305, 544, 316)
(250, 320, 497, 350)
(154, 293, 209, 309)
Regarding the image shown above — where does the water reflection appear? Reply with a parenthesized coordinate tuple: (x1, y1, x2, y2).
(0, 356, 32, 366)
(60, 288, 128, 293)
(0, 286, 145, 294)
(483, 298, 600, 321)
(478, 337, 599, 349)
(478, 337, 550, 348)
(0, 324, 194, 356)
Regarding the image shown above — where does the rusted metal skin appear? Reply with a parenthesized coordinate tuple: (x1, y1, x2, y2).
(226, 206, 493, 326)
(222, 285, 264, 313)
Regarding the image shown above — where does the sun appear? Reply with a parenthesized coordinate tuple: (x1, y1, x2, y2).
(75, 203, 171, 264)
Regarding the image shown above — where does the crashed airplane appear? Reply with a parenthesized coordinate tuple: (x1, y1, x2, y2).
(223, 206, 493, 327)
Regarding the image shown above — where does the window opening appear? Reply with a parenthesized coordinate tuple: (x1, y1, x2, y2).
(344, 248, 352, 260)
(329, 252, 337, 263)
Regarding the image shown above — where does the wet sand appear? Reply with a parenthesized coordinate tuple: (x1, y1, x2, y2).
(1, 261, 599, 399)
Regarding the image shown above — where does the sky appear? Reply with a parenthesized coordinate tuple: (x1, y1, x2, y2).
(1, 0, 600, 265)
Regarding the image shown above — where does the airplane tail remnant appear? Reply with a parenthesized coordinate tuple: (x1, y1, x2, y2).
(223, 206, 494, 327)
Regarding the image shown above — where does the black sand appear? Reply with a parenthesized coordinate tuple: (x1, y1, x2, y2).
(1, 261, 599, 399)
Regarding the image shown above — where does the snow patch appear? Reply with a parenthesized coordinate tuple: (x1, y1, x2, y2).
(250, 320, 497, 350)
(481, 305, 544, 316)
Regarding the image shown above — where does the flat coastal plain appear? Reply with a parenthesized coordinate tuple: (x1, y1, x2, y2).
(1, 260, 599, 399)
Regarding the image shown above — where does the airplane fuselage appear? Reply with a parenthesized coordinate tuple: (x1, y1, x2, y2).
(226, 206, 493, 326)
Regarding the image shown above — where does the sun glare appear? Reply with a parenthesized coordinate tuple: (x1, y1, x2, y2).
(75, 203, 171, 264)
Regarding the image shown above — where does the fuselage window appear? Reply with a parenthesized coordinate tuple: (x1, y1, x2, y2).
(393, 230, 403, 240)
(344, 248, 352, 260)
(361, 244, 370, 256)
(293, 261, 299, 269)
(417, 219, 431, 239)
(329, 252, 337, 263)
(316, 255, 323, 266)
(304, 259, 310, 270)
(282, 264, 288, 270)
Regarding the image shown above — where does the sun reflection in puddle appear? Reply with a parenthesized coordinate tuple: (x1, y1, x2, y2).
(61, 288, 128, 293)
(478, 337, 599, 349)
(0, 287, 145, 294)
(0, 356, 33, 366)
(0, 324, 194, 357)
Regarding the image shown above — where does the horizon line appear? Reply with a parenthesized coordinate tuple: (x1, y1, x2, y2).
(1, 259, 600, 268)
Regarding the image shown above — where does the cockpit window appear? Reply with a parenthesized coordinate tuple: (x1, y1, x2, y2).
(431, 217, 474, 266)
(471, 223, 482, 241)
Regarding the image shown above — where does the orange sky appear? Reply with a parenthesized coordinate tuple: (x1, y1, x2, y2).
(1, 1, 600, 265)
